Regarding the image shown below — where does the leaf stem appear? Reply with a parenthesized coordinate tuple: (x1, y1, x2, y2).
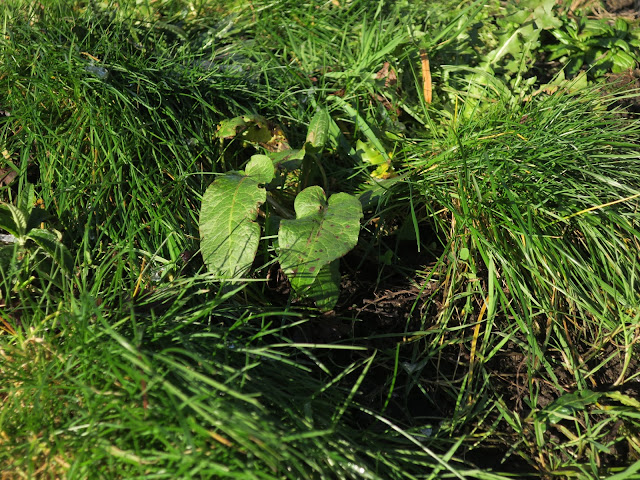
(266, 193, 294, 219)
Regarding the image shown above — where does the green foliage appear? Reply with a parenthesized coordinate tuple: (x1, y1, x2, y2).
(216, 114, 275, 145)
(486, 1, 640, 80)
(483, 0, 560, 74)
(544, 15, 640, 77)
(2, 0, 640, 478)
(0, 184, 73, 297)
(304, 106, 330, 153)
(278, 186, 362, 309)
(200, 109, 362, 310)
(199, 155, 274, 280)
(412, 85, 640, 474)
(356, 139, 395, 179)
(428, 0, 639, 121)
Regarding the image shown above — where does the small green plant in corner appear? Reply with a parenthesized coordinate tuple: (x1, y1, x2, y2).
(199, 108, 363, 311)
(0, 184, 73, 296)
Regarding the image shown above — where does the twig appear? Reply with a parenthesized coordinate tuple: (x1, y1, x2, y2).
(420, 49, 432, 104)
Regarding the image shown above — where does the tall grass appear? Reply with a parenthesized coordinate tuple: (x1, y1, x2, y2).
(393, 84, 640, 473)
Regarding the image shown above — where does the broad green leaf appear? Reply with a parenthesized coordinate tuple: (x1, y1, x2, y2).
(613, 38, 631, 53)
(305, 260, 341, 311)
(534, 389, 602, 433)
(505, 10, 530, 25)
(305, 107, 330, 153)
(0, 245, 15, 277)
(216, 116, 248, 139)
(328, 95, 390, 162)
(532, 4, 562, 30)
(485, 28, 524, 66)
(0, 204, 21, 237)
(268, 148, 305, 170)
(615, 17, 629, 33)
(216, 114, 271, 143)
(0, 203, 26, 237)
(357, 140, 386, 166)
(547, 46, 572, 61)
(485, 23, 540, 71)
(216, 115, 290, 151)
(611, 50, 637, 73)
(17, 183, 34, 214)
(26, 206, 50, 233)
(582, 19, 611, 37)
(199, 155, 274, 280)
(278, 186, 362, 294)
(27, 228, 74, 276)
(550, 28, 574, 45)
(604, 391, 640, 409)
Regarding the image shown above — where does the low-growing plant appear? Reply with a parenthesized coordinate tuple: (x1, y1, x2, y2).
(0, 184, 73, 299)
(199, 108, 363, 310)
(544, 15, 640, 77)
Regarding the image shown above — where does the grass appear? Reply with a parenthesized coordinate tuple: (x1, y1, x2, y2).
(1, 0, 640, 478)
(404, 87, 640, 474)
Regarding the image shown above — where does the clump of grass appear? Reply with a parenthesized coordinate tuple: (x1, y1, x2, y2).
(398, 83, 640, 473)
(0, 1, 492, 478)
(1, 0, 287, 259)
(1, 268, 503, 479)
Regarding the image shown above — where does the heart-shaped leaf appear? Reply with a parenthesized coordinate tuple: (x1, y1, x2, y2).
(199, 155, 274, 280)
(278, 186, 362, 294)
(304, 260, 341, 311)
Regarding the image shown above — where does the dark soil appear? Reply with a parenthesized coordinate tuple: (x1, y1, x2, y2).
(606, 68, 640, 114)
(604, 0, 640, 16)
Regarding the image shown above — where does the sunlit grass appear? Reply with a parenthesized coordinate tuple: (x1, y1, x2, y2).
(393, 85, 640, 472)
(1, 0, 640, 478)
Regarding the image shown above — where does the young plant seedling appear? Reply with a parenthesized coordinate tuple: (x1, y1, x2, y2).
(0, 183, 73, 293)
(199, 108, 363, 310)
